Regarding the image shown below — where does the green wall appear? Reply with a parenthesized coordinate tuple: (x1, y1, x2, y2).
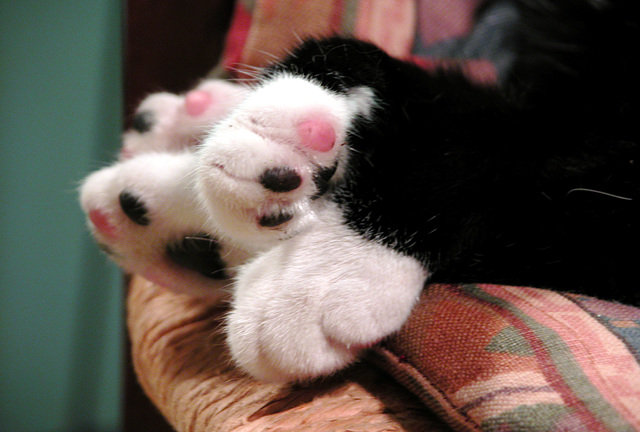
(1, 1, 124, 431)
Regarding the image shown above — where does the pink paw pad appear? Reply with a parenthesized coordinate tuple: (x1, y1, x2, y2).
(185, 90, 213, 117)
(88, 209, 118, 239)
(297, 118, 336, 152)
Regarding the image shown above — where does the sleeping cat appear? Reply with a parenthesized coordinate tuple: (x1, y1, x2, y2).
(197, 0, 638, 381)
(81, 0, 638, 381)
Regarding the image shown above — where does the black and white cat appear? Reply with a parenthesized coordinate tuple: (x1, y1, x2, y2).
(81, 0, 638, 381)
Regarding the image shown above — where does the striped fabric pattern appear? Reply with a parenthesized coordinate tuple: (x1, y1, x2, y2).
(216, 0, 497, 84)
(217, 0, 446, 78)
(372, 284, 640, 431)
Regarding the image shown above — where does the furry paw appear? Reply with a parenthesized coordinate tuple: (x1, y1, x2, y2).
(226, 206, 428, 382)
(122, 79, 248, 157)
(80, 152, 250, 298)
(197, 74, 375, 249)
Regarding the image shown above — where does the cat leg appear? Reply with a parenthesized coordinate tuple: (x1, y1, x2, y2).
(196, 72, 419, 381)
(226, 204, 428, 382)
(196, 73, 375, 250)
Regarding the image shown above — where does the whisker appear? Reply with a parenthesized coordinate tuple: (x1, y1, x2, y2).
(566, 188, 633, 201)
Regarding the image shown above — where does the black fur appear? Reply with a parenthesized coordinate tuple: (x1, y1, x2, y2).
(266, 0, 639, 304)
(166, 234, 228, 279)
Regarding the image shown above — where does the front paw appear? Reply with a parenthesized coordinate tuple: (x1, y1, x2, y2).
(197, 74, 375, 249)
(80, 152, 250, 298)
(122, 79, 248, 157)
(226, 209, 428, 382)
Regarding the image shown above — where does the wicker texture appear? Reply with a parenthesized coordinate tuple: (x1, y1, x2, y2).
(127, 276, 449, 431)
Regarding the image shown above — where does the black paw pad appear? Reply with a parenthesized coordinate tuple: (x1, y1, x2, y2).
(259, 211, 294, 227)
(166, 234, 227, 279)
(259, 167, 302, 192)
(131, 111, 154, 133)
(97, 242, 116, 257)
(119, 190, 150, 226)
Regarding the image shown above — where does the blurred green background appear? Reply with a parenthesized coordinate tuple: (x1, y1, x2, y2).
(1, 1, 124, 431)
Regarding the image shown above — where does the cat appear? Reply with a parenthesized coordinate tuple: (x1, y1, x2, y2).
(196, 0, 638, 380)
(81, 0, 638, 381)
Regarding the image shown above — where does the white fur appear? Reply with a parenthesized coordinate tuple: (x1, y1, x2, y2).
(122, 79, 248, 157)
(196, 74, 375, 250)
(197, 74, 428, 382)
(80, 79, 251, 297)
(227, 203, 428, 382)
(80, 152, 250, 298)
(81, 74, 426, 382)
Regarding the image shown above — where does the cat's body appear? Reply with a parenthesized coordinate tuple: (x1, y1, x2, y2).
(81, 0, 638, 381)
(197, 0, 639, 380)
(266, 39, 638, 300)
(254, 0, 640, 302)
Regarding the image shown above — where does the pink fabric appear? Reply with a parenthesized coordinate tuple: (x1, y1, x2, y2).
(372, 284, 640, 431)
(416, 0, 485, 46)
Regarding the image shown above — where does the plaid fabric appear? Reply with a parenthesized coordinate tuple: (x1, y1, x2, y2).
(218, 0, 414, 77)
(205, 1, 640, 430)
(217, 0, 494, 82)
(413, 0, 518, 83)
(371, 285, 640, 431)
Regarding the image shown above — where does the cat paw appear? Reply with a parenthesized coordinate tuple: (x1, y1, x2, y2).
(79, 152, 251, 298)
(122, 79, 248, 157)
(197, 74, 375, 248)
(226, 208, 427, 382)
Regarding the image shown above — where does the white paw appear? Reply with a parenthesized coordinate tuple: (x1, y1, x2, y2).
(196, 74, 375, 249)
(122, 79, 248, 157)
(79, 152, 251, 298)
(226, 206, 428, 382)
